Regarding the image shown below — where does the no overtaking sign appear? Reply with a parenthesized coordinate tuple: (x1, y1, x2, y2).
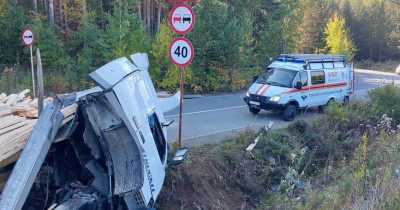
(22, 28, 35, 46)
(170, 4, 195, 35)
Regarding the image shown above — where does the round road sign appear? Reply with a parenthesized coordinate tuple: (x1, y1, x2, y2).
(22, 28, 35, 46)
(169, 4, 195, 35)
(169, 37, 194, 67)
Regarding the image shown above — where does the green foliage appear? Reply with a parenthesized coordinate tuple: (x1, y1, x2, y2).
(297, 0, 326, 53)
(324, 12, 356, 61)
(0, 0, 27, 65)
(0, 0, 399, 94)
(186, 0, 251, 93)
(74, 12, 110, 90)
(368, 84, 400, 125)
(30, 19, 73, 93)
(149, 22, 190, 92)
(105, 0, 150, 58)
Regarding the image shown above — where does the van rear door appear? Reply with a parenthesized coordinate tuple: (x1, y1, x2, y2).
(347, 62, 354, 94)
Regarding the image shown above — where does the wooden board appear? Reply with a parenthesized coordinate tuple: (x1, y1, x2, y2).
(0, 119, 37, 148)
(0, 116, 25, 130)
(0, 91, 79, 187)
(61, 103, 78, 118)
(0, 93, 6, 101)
(0, 121, 30, 136)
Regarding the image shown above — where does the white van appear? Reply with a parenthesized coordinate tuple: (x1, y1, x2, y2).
(244, 54, 354, 121)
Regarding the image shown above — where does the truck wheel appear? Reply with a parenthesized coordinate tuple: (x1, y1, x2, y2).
(283, 104, 297, 121)
(249, 107, 260, 114)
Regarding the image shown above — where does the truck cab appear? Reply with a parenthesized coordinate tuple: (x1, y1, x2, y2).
(1, 53, 187, 210)
(244, 54, 354, 121)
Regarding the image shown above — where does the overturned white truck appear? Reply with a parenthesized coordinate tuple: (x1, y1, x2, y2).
(0, 53, 187, 209)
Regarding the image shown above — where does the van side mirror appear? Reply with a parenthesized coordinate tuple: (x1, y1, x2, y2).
(253, 76, 259, 83)
(165, 147, 188, 170)
(295, 82, 302, 90)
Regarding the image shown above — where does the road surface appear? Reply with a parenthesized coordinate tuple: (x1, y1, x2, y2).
(165, 69, 400, 146)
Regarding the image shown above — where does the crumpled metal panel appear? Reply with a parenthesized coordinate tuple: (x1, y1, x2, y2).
(83, 94, 143, 195)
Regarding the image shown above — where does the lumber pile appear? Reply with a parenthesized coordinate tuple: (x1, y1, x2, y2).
(0, 89, 78, 190)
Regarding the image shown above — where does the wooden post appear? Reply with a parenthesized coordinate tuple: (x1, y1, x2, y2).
(178, 67, 184, 148)
(36, 49, 44, 116)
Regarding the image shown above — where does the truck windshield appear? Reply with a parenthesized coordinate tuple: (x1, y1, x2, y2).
(256, 68, 297, 88)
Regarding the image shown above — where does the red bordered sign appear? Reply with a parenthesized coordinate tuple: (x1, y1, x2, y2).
(22, 28, 35, 46)
(169, 37, 194, 67)
(169, 4, 195, 35)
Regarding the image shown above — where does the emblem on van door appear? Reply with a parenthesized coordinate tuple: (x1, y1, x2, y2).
(301, 95, 307, 101)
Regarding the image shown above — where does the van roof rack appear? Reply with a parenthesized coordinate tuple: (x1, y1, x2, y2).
(278, 54, 346, 64)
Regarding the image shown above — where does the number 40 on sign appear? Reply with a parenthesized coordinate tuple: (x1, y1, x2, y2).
(169, 37, 194, 67)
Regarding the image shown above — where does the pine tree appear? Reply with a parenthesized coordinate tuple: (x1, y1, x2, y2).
(324, 12, 356, 61)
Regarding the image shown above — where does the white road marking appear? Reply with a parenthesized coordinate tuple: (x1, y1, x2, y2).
(184, 121, 268, 140)
(164, 105, 247, 118)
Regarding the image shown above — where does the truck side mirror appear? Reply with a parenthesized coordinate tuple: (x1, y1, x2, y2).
(162, 120, 174, 127)
(165, 147, 188, 170)
(253, 76, 259, 83)
(295, 81, 302, 90)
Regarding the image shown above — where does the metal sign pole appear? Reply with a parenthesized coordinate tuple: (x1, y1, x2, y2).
(30, 45, 36, 98)
(178, 67, 184, 148)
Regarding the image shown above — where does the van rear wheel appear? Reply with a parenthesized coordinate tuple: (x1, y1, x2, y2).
(249, 107, 260, 114)
(283, 104, 297, 121)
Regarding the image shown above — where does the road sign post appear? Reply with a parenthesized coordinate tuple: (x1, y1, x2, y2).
(169, 2, 196, 148)
(22, 28, 36, 98)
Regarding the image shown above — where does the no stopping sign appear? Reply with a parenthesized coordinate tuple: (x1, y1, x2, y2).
(169, 37, 194, 67)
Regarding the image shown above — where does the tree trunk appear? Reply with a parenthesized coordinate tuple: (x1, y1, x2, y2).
(157, 0, 161, 32)
(100, 0, 104, 30)
(82, 0, 86, 16)
(43, 0, 47, 15)
(137, 0, 142, 21)
(59, 0, 63, 28)
(33, 0, 37, 18)
(64, 0, 68, 29)
(48, 0, 54, 24)
(146, 0, 150, 34)
(150, 0, 154, 34)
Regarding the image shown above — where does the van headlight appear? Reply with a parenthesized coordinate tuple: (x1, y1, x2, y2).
(246, 92, 250, 97)
(270, 95, 281, 102)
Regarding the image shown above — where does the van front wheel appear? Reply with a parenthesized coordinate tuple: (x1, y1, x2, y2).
(283, 104, 297, 121)
(249, 107, 260, 114)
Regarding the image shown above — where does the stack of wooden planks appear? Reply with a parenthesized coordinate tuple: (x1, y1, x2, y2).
(0, 89, 78, 190)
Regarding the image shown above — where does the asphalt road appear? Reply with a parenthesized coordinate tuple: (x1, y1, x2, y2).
(164, 69, 400, 146)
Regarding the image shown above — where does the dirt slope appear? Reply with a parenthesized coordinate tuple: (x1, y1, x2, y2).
(156, 144, 253, 210)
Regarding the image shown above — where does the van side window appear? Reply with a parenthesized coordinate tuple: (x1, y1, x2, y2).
(294, 71, 308, 87)
(311, 71, 325, 85)
(148, 113, 166, 163)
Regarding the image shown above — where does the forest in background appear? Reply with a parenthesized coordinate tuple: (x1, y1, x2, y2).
(0, 0, 399, 94)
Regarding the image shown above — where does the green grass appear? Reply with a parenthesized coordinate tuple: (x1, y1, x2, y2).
(354, 59, 399, 72)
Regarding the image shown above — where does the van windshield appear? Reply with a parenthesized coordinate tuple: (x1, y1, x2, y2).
(256, 68, 297, 88)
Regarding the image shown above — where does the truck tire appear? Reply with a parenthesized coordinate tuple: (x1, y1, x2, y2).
(249, 107, 260, 114)
(283, 104, 297, 121)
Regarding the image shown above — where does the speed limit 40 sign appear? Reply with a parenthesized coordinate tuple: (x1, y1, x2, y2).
(169, 37, 194, 67)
